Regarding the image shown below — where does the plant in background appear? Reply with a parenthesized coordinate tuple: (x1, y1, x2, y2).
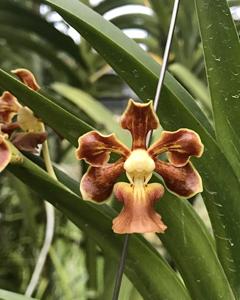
(0, 69, 47, 172)
(0, 0, 239, 300)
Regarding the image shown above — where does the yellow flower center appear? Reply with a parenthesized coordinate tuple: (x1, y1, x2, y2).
(124, 149, 155, 186)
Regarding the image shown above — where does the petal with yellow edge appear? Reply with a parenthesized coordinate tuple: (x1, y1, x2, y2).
(113, 182, 166, 234)
(0, 136, 11, 172)
(121, 99, 159, 149)
(0, 91, 21, 124)
(76, 131, 130, 167)
(155, 160, 203, 198)
(148, 129, 204, 167)
(11, 69, 40, 91)
(80, 159, 125, 202)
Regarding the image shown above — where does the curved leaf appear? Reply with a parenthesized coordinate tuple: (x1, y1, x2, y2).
(169, 63, 212, 117)
(134, 36, 160, 52)
(195, 0, 240, 180)
(111, 14, 159, 37)
(158, 194, 234, 300)
(0, 289, 37, 300)
(94, 0, 145, 15)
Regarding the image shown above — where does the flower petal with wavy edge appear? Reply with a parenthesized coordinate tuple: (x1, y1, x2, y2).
(148, 129, 204, 167)
(155, 160, 203, 198)
(76, 131, 130, 167)
(0, 91, 21, 124)
(11, 132, 47, 154)
(11, 69, 40, 91)
(0, 135, 11, 172)
(113, 182, 166, 234)
(80, 159, 125, 202)
(121, 99, 159, 149)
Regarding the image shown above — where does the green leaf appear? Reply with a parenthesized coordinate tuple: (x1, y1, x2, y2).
(45, 0, 214, 137)
(169, 63, 212, 117)
(51, 82, 130, 144)
(195, 0, 240, 180)
(0, 289, 37, 300)
(134, 36, 160, 53)
(94, 0, 145, 15)
(158, 194, 234, 300)
(7, 154, 190, 300)
(111, 14, 159, 38)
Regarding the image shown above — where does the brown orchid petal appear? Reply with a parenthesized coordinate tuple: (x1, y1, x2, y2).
(148, 129, 204, 167)
(1, 122, 20, 135)
(121, 99, 159, 149)
(11, 132, 47, 153)
(0, 136, 11, 172)
(155, 160, 203, 198)
(11, 69, 40, 91)
(80, 159, 124, 202)
(76, 131, 130, 167)
(0, 91, 21, 124)
(112, 182, 166, 234)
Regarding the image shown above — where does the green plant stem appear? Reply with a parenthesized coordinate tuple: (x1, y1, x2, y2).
(25, 125, 55, 297)
(85, 237, 98, 299)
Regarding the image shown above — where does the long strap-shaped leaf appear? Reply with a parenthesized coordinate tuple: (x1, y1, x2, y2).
(0, 289, 37, 300)
(195, 0, 240, 180)
(195, 0, 240, 294)
(7, 154, 190, 300)
(94, 0, 145, 15)
(23, 154, 236, 300)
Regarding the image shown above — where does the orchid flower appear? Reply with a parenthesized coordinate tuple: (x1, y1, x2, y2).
(0, 69, 47, 172)
(77, 99, 204, 234)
